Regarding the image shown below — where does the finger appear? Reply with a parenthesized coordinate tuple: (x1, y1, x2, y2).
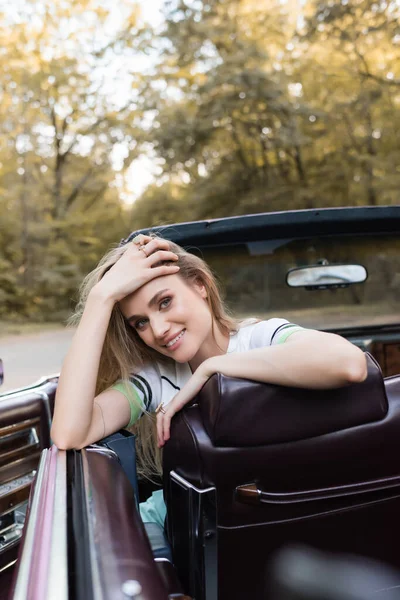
(139, 238, 170, 256)
(163, 413, 172, 443)
(156, 413, 164, 448)
(132, 234, 151, 246)
(147, 250, 179, 266)
(150, 265, 180, 281)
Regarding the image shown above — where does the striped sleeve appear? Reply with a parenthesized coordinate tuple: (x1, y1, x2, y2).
(274, 324, 304, 344)
(112, 381, 144, 428)
(110, 363, 162, 428)
(249, 319, 304, 349)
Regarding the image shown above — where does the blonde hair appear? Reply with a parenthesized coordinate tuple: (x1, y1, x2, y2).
(70, 236, 237, 481)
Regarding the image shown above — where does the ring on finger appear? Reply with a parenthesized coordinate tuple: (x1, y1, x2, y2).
(156, 402, 166, 415)
(139, 245, 148, 257)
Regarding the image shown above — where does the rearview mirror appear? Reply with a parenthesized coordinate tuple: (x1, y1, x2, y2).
(287, 263, 367, 290)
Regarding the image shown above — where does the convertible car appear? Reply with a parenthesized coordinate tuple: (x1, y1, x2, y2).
(1, 205, 400, 599)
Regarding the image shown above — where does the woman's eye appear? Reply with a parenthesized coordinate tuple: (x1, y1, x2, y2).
(160, 297, 171, 309)
(135, 319, 148, 330)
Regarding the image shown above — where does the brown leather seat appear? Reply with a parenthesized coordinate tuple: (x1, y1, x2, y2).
(163, 353, 400, 600)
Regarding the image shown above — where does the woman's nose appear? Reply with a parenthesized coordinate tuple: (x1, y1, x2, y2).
(151, 316, 170, 340)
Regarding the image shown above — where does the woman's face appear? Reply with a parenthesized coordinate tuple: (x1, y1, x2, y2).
(119, 274, 223, 367)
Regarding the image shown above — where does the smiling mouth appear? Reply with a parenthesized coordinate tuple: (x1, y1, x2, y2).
(164, 329, 186, 348)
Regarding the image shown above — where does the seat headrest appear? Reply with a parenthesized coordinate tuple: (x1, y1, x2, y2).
(196, 353, 388, 447)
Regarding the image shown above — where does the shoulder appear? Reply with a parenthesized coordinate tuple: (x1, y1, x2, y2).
(233, 318, 300, 351)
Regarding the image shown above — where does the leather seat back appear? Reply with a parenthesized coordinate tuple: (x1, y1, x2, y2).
(198, 353, 387, 447)
(163, 353, 400, 600)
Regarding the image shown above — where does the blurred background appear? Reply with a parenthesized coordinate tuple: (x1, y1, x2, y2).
(0, 0, 399, 385)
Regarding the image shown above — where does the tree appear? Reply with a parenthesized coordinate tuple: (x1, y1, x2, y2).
(0, 0, 142, 318)
(131, 0, 400, 226)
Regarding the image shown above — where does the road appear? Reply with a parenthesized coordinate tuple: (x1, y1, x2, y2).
(0, 328, 74, 392)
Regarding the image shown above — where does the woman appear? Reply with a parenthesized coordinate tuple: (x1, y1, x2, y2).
(51, 234, 367, 524)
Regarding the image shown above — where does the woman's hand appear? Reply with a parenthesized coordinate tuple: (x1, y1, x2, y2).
(156, 359, 215, 447)
(92, 235, 180, 303)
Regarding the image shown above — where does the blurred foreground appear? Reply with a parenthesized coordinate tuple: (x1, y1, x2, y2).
(269, 545, 400, 600)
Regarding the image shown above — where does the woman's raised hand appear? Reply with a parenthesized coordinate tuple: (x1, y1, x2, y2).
(156, 360, 215, 447)
(94, 235, 180, 303)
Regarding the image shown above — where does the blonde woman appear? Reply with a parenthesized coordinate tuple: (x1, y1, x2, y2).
(51, 234, 367, 526)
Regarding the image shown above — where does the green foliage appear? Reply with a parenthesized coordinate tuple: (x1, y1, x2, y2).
(130, 0, 400, 227)
(0, 0, 399, 319)
(0, 0, 138, 320)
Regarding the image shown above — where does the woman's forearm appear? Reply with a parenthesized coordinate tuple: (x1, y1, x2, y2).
(157, 331, 368, 446)
(51, 287, 115, 447)
(203, 331, 367, 389)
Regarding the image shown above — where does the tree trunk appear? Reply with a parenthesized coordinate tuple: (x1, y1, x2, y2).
(364, 107, 377, 206)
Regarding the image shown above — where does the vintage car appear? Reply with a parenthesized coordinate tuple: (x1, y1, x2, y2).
(1, 205, 400, 599)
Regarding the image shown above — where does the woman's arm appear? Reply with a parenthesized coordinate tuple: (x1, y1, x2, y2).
(156, 330, 367, 446)
(203, 329, 367, 389)
(51, 290, 132, 448)
(51, 237, 179, 449)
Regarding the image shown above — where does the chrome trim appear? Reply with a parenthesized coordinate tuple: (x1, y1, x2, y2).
(169, 472, 217, 600)
(35, 390, 52, 432)
(0, 559, 17, 574)
(81, 449, 104, 600)
(0, 471, 35, 517)
(0, 375, 59, 399)
(154, 557, 173, 564)
(0, 418, 40, 439)
(31, 427, 39, 446)
(86, 445, 119, 461)
(202, 491, 218, 600)
(28, 373, 59, 386)
(13, 449, 48, 599)
(29, 446, 58, 600)
(170, 471, 215, 494)
(0, 472, 36, 495)
(46, 450, 68, 600)
(0, 429, 39, 469)
(0, 524, 23, 548)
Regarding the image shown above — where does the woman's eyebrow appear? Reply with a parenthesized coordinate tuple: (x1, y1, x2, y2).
(126, 289, 170, 323)
(149, 289, 169, 308)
